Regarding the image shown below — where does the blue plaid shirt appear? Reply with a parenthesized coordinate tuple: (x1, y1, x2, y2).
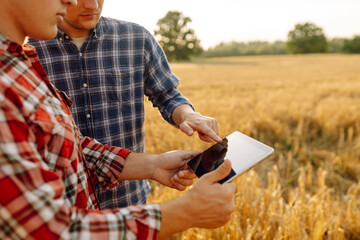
(29, 17, 192, 209)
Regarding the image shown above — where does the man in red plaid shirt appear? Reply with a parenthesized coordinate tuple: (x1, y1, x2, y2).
(0, 0, 236, 239)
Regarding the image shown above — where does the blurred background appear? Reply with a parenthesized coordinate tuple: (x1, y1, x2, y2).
(103, 1, 360, 239)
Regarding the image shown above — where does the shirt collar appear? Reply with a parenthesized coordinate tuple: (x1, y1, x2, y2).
(0, 33, 30, 61)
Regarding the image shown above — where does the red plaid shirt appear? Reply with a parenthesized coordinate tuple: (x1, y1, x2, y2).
(0, 34, 160, 240)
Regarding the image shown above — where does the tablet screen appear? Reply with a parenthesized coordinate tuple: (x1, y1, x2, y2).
(187, 131, 274, 184)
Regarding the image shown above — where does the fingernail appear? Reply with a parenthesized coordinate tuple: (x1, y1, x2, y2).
(187, 129, 193, 135)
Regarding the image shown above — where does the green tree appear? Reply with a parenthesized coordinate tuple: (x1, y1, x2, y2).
(154, 11, 203, 61)
(343, 35, 360, 53)
(287, 22, 328, 54)
(328, 38, 346, 53)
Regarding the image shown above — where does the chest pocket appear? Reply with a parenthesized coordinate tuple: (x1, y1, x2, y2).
(30, 93, 78, 172)
(104, 69, 134, 103)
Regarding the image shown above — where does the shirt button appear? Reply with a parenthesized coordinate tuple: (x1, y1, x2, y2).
(83, 83, 88, 87)
(86, 114, 91, 119)
(65, 35, 70, 40)
(79, 53, 83, 57)
(8, 45, 18, 52)
(59, 37, 63, 41)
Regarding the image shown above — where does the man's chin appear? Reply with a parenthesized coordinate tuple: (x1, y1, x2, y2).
(74, 20, 98, 31)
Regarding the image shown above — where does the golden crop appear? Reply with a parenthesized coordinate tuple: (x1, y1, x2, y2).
(144, 54, 360, 239)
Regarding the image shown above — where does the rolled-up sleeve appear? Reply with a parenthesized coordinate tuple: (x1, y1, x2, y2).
(143, 30, 194, 125)
(80, 136, 131, 189)
(0, 87, 161, 240)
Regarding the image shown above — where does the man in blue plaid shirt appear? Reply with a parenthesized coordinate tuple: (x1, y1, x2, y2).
(29, 0, 222, 210)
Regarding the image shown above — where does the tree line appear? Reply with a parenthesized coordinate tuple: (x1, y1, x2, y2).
(154, 11, 360, 61)
(202, 37, 359, 58)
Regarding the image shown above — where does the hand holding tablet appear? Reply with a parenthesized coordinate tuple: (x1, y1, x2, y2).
(187, 131, 274, 184)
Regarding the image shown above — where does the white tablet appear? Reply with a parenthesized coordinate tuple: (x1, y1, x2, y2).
(187, 131, 274, 184)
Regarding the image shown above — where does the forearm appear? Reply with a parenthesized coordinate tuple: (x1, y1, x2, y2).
(116, 152, 157, 181)
(81, 137, 164, 187)
(144, 31, 194, 125)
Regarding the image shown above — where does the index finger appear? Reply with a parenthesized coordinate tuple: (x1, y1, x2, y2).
(196, 125, 222, 142)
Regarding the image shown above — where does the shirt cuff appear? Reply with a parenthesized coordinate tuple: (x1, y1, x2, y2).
(106, 149, 131, 190)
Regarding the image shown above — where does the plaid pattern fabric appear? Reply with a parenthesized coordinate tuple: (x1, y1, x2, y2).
(29, 17, 193, 209)
(0, 34, 160, 239)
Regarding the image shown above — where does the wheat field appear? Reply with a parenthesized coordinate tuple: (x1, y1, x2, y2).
(144, 54, 360, 239)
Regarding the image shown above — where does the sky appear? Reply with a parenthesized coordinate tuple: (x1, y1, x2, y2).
(102, 0, 360, 49)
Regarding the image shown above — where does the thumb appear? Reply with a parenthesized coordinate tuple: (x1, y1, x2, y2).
(202, 159, 232, 183)
(179, 150, 202, 160)
(179, 121, 194, 136)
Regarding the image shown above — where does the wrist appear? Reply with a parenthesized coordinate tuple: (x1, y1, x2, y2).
(179, 108, 194, 123)
(172, 104, 195, 126)
(147, 154, 159, 180)
(158, 194, 193, 238)
(176, 194, 195, 228)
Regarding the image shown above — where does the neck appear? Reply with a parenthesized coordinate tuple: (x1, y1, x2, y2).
(0, 5, 26, 45)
